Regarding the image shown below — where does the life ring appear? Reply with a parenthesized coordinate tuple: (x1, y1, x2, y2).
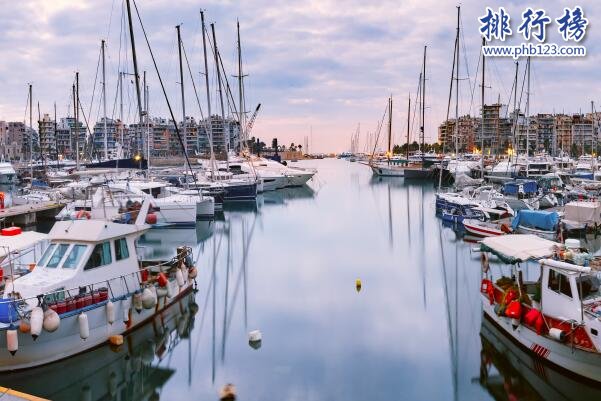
(76, 210, 91, 220)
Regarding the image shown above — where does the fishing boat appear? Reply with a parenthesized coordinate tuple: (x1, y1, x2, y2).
(478, 234, 601, 384)
(0, 199, 198, 370)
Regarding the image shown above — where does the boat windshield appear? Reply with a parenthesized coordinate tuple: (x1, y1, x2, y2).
(46, 244, 69, 268)
(38, 244, 56, 267)
(577, 273, 601, 301)
(63, 245, 88, 269)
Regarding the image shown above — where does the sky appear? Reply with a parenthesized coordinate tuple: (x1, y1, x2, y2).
(0, 0, 600, 153)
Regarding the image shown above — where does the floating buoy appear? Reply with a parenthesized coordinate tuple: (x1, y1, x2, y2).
(133, 291, 143, 313)
(249, 330, 262, 342)
(157, 272, 168, 287)
(176, 269, 185, 287)
(122, 297, 131, 323)
(30, 306, 43, 340)
(109, 334, 123, 346)
(106, 301, 115, 324)
(355, 279, 362, 292)
(145, 213, 157, 225)
(78, 313, 89, 340)
(43, 309, 60, 332)
(189, 267, 198, 279)
(7, 324, 17, 355)
(19, 319, 30, 334)
(141, 288, 156, 309)
(219, 383, 236, 401)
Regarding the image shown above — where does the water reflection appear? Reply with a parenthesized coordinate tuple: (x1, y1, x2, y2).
(2, 291, 198, 400)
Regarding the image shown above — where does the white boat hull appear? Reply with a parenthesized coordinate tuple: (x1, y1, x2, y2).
(370, 164, 404, 177)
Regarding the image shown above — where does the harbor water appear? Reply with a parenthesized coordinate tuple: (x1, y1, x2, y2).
(4, 159, 592, 400)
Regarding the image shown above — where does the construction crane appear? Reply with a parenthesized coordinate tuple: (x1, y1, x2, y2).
(244, 103, 261, 138)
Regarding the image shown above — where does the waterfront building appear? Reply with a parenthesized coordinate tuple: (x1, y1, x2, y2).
(38, 113, 56, 155)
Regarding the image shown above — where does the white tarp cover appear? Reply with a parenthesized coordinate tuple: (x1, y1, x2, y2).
(480, 234, 559, 263)
(563, 201, 601, 225)
(0, 231, 47, 258)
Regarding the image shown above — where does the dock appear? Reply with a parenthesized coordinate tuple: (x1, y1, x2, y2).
(0, 387, 49, 401)
(0, 202, 64, 226)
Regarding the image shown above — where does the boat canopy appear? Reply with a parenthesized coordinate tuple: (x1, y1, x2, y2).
(480, 234, 559, 264)
(563, 201, 601, 225)
(511, 210, 559, 232)
(0, 231, 47, 259)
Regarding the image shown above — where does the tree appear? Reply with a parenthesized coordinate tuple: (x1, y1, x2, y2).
(289, 143, 296, 151)
(297, 144, 303, 154)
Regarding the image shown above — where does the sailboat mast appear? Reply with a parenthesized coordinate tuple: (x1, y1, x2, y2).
(421, 46, 426, 164)
(591, 100, 595, 155)
(75, 72, 80, 169)
(72, 83, 76, 168)
(200, 11, 215, 173)
(54, 102, 58, 169)
(480, 38, 485, 175)
(237, 20, 245, 151)
(454, 6, 460, 155)
(211, 23, 228, 161)
(526, 56, 531, 176)
(125, 0, 144, 156)
(119, 72, 124, 145)
(512, 61, 518, 162)
(102, 40, 108, 160)
(177, 25, 187, 156)
(29, 83, 33, 176)
(387, 96, 392, 162)
(406, 94, 410, 162)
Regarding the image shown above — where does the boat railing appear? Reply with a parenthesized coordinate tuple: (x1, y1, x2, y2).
(1, 246, 194, 319)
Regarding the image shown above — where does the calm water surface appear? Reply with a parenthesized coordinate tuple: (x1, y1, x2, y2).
(9, 159, 594, 400)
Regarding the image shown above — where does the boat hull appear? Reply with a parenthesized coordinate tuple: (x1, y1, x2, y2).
(482, 302, 601, 384)
(0, 281, 193, 372)
(463, 219, 505, 237)
(370, 164, 404, 177)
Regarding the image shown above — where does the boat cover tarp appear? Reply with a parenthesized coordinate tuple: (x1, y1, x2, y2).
(454, 173, 483, 189)
(480, 234, 559, 264)
(504, 180, 537, 195)
(563, 201, 601, 225)
(511, 210, 559, 231)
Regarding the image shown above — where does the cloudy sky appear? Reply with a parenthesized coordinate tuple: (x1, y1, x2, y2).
(1, 0, 600, 152)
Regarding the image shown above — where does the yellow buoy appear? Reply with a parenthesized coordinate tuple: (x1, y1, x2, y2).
(109, 335, 124, 346)
(355, 279, 362, 292)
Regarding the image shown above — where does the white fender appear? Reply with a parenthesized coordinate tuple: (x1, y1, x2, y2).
(141, 288, 156, 309)
(78, 313, 89, 340)
(43, 309, 60, 332)
(7, 325, 18, 355)
(106, 300, 115, 324)
(176, 269, 184, 287)
(30, 307, 43, 340)
(122, 297, 131, 323)
(133, 291, 143, 313)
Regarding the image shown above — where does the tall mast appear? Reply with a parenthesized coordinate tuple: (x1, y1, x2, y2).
(119, 71, 124, 145)
(54, 102, 59, 169)
(526, 56, 531, 176)
(454, 6, 460, 156)
(480, 38, 485, 175)
(512, 61, 518, 162)
(237, 20, 245, 151)
(102, 39, 108, 160)
(75, 72, 80, 169)
(200, 11, 215, 173)
(406, 94, 410, 161)
(72, 83, 76, 167)
(211, 23, 227, 160)
(421, 46, 426, 164)
(176, 25, 187, 156)
(29, 83, 33, 176)
(387, 96, 392, 163)
(125, 0, 144, 156)
(591, 100, 595, 155)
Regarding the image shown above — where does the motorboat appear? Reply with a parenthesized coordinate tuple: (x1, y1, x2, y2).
(0, 162, 16, 186)
(0, 199, 198, 370)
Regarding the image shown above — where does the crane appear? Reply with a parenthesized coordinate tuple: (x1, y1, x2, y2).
(244, 103, 261, 138)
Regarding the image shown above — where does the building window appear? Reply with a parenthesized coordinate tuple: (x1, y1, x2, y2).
(84, 242, 112, 270)
(114, 238, 129, 261)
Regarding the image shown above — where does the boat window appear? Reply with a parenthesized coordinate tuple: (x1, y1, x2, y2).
(548, 269, 572, 298)
(84, 242, 112, 270)
(115, 238, 129, 261)
(38, 244, 57, 267)
(63, 244, 87, 269)
(577, 274, 601, 301)
(46, 244, 69, 268)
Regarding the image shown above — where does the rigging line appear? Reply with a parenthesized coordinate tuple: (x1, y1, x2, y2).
(77, 97, 97, 159)
(105, 0, 117, 42)
(442, 33, 458, 155)
(467, 47, 481, 117)
(369, 101, 390, 158)
(181, 37, 206, 121)
(132, 0, 201, 194)
(87, 48, 102, 130)
(410, 72, 422, 145)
